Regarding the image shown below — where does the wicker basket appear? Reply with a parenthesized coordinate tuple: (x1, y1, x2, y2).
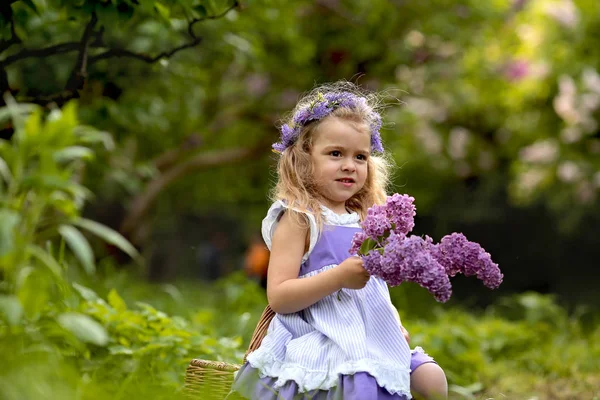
(184, 305, 276, 399)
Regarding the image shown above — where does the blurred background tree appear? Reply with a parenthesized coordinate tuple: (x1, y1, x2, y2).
(2, 0, 599, 305)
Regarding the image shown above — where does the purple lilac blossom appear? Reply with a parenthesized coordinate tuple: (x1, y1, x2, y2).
(349, 195, 502, 303)
(349, 231, 368, 255)
(370, 113, 384, 153)
(310, 101, 331, 120)
(293, 108, 310, 124)
(361, 250, 384, 279)
(432, 233, 503, 289)
(272, 91, 384, 154)
(361, 204, 392, 240)
(385, 194, 416, 235)
(373, 233, 452, 302)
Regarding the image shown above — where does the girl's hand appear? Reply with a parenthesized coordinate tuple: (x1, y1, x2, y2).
(401, 325, 410, 344)
(336, 256, 370, 289)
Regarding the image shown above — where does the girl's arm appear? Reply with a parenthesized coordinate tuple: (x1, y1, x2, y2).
(266, 211, 344, 314)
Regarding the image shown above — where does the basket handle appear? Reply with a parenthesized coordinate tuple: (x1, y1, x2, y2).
(243, 304, 275, 363)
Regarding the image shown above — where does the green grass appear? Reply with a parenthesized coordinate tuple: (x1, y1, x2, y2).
(1, 270, 599, 400)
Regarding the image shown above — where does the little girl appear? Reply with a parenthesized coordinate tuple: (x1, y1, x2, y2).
(229, 82, 448, 400)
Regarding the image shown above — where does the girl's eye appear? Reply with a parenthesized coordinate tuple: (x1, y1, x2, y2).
(356, 154, 367, 161)
(330, 151, 342, 157)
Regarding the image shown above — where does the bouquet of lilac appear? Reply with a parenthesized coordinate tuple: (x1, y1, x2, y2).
(350, 194, 503, 302)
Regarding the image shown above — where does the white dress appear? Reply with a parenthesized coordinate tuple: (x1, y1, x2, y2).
(243, 201, 413, 397)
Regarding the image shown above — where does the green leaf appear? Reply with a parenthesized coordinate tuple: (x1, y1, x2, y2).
(359, 237, 378, 255)
(72, 217, 140, 261)
(53, 146, 95, 163)
(0, 210, 20, 258)
(21, 0, 38, 13)
(57, 312, 108, 346)
(154, 2, 171, 23)
(193, 5, 207, 18)
(0, 99, 37, 130)
(26, 245, 63, 278)
(448, 382, 483, 399)
(17, 267, 51, 319)
(0, 155, 12, 184)
(94, 2, 121, 27)
(108, 289, 127, 312)
(23, 108, 43, 141)
(72, 282, 99, 302)
(15, 266, 34, 291)
(108, 345, 134, 355)
(205, 0, 217, 14)
(74, 126, 115, 150)
(58, 225, 95, 275)
(22, 175, 93, 200)
(0, 295, 23, 326)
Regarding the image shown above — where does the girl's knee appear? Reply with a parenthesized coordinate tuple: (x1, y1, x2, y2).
(410, 363, 448, 400)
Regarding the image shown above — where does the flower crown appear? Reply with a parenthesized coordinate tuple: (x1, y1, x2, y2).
(272, 91, 384, 154)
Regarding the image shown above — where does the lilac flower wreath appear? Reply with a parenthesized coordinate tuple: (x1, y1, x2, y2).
(272, 91, 384, 154)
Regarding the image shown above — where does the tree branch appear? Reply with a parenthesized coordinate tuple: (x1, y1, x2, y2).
(88, 1, 241, 64)
(17, 90, 78, 106)
(119, 144, 265, 238)
(188, 0, 239, 39)
(3, 42, 79, 65)
(88, 36, 202, 64)
(152, 134, 203, 172)
(65, 12, 98, 92)
(3, 2, 238, 105)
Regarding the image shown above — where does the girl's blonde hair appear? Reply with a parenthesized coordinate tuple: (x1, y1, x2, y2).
(270, 82, 394, 229)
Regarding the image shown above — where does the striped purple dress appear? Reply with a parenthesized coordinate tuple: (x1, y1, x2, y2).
(229, 201, 435, 400)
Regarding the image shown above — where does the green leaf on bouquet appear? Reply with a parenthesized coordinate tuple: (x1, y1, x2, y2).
(359, 238, 378, 255)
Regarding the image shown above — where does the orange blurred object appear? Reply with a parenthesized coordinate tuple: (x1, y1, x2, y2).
(244, 239, 270, 280)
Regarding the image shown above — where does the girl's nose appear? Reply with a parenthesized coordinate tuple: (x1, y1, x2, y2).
(341, 159, 356, 171)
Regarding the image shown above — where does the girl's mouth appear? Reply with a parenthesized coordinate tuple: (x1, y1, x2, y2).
(336, 178, 355, 187)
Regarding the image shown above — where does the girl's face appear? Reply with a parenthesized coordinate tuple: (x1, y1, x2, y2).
(310, 117, 370, 214)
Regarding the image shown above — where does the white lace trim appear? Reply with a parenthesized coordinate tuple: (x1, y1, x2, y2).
(412, 346, 428, 356)
(320, 205, 361, 227)
(246, 347, 412, 397)
(261, 201, 360, 262)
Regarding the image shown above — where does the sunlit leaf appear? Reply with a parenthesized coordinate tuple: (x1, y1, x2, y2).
(0, 295, 23, 326)
(26, 244, 63, 278)
(17, 266, 50, 319)
(58, 225, 95, 275)
(108, 289, 127, 312)
(0, 97, 37, 132)
(74, 126, 115, 150)
(0, 210, 20, 258)
(57, 312, 109, 346)
(0, 155, 12, 184)
(23, 108, 42, 141)
(154, 2, 171, 23)
(53, 146, 95, 163)
(72, 217, 140, 261)
(44, 103, 78, 146)
(15, 266, 34, 291)
(108, 345, 134, 355)
(72, 282, 99, 302)
(22, 175, 93, 200)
